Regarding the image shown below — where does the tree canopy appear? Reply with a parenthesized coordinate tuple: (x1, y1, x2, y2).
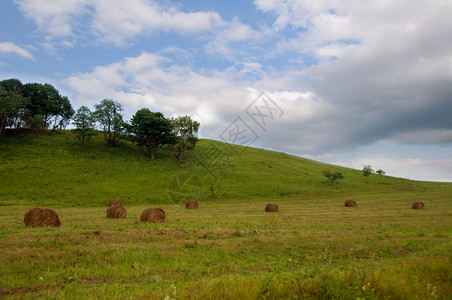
(171, 115, 200, 163)
(130, 108, 173, 160)
(73, 106, 95, 148)
(22, 82, 74, 131)
(93, 99, 125, 147)
(0, 79, 27, 140)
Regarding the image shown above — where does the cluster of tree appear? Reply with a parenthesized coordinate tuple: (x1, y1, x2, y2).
(1, 78, 200, 163)
(362, 165, 385, 176)
(0, 78, 74, 140)
(73, 99, 200, 163)
(323, 165, 386, 183)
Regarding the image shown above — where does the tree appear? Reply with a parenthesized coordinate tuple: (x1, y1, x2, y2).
(130, 108, 173, 160)
(0, 90, 15, 140)
(22, 82, 74, 131)
(362, 165, 374, 177)
(73, 106, 95, 148)
(93, 99, 125, 147)
(52, 96, 74, 131)
(0, 79, 28, 139)
(0, 78, 23, 94)
(171, 115, 200, 164)
(323, 170, 344, 183)
(376, 169, 386, 175)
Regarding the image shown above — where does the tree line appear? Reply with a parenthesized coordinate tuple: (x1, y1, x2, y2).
(1, 78, 199, 163)
(0, 78, 73, 139)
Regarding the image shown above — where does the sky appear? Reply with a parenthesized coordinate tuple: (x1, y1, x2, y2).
(1, 0, 451, 182)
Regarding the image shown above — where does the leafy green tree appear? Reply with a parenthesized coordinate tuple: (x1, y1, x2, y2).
(130, 108, 173, 160)
(93, 99, 125, 147)
(323, 170, 344, 183)
(22, 82, 74, 131)
(362, 165, 374, 176)
(0, 79, 28, 139)
(53, 96, 74, 131)
(171, 115, 200, 164)
(0, 78, 23, 94)
(376, 169, 386, 175)
(0, 90, 15, 140)
(73, 106, 95, 148)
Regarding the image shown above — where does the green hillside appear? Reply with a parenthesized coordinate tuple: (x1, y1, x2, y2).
(0, 131, 451, 206)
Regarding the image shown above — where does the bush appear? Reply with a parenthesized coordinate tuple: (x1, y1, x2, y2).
(323, 170, 344, 183)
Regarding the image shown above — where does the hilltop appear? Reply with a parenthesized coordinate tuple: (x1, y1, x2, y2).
(0, 131, 450, 206)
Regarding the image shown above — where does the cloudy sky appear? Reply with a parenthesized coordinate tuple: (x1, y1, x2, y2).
(1, 0, 451, 181)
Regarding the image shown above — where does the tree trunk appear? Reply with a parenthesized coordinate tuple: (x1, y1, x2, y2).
(0, 118, 6, 141)
(175, 139, 184, 164)
(149, 141, 156, 160)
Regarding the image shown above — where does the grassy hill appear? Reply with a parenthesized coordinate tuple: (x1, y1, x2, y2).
(1, 131, 451, 206)
(1, 131, 452, 298)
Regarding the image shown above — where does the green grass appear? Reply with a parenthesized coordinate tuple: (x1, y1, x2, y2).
(1, 131, 450, 206)
(0, 131, 451, 299)
(0, 193, 451, 299)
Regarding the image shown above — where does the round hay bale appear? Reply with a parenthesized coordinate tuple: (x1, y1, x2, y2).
(24, 207, 61, 227)
(185, 199, 199, 209)
(412, 202, 425, 209)
(345, 199, 357, 207)
(265, 203, 279, 212)
(140, 208, 165, 223)
(106, 205, 127, 219)
(109, 199, 122, 207)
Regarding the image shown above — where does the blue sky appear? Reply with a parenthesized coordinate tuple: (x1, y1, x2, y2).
(1, 0, 451, 181)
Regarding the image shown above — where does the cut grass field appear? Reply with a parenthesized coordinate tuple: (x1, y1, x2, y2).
(0, 132, 451, 299)
(0, 192, 451, 299)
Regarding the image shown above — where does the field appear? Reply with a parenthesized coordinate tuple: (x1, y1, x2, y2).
(0, 133, 451, 299)
(1, 192, 452, 299)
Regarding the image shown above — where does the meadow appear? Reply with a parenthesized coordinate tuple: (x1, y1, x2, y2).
(0, 133, 451, 299)
(1, 192, 451, 299)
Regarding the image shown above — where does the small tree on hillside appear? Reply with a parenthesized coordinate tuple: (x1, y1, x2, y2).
(73, 106, 95, 148)
(130, 109, 173, 160)
(323, 170, 344, 183)
(171, 115, 200, 164)
(362, 165, 374, 177)
(376, 169, 386, 175)
(93, 99, 125, 147)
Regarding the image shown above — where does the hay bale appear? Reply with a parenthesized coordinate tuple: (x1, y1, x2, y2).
(109, 199, 122, 207)
(24, 207, 61, 227)
(106, 205, 127, 219)
(345, 199, 357, 207)
(265, 203, 279, 212)
(412, 202, 425, 209)
(140, 208, 165, 223)
(185, 199, 199, 209)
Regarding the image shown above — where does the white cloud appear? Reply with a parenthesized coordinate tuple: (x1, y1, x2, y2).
(14, 0, 88, 38)
(90, 0, 222, 46)
(204, 18, 267, 61)
(0, 42, 34, 60)
(15, 0, 223, 47)
(62, 51, 253, 124)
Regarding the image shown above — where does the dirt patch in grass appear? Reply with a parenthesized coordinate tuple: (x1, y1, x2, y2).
(0, 284, 63, 297)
